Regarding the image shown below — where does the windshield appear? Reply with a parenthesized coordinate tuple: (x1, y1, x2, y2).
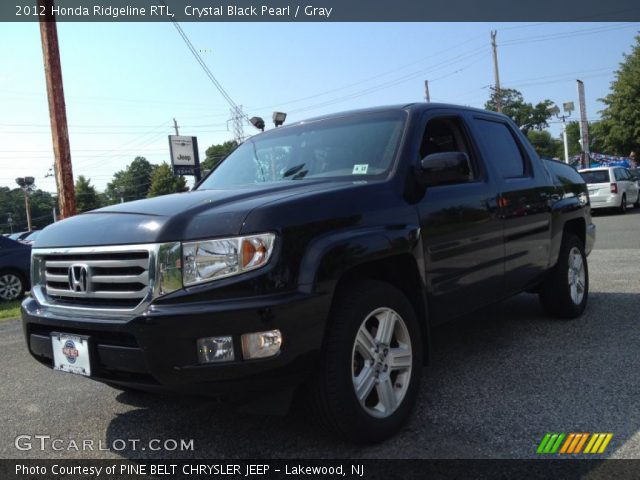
(197, 111, 406, 189)
(580, 170, 610, 184)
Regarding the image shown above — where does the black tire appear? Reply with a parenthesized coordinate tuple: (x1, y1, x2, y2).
(633, 193, 640, 208)
(619, 194, 627, 214)
(539, 234, 589, 319)
(309, 280, 423, 443)
(0, 270, 26, 301)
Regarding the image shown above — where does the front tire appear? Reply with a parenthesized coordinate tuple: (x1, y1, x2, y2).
(539, 234, 589, 319)
(0, 271, 25, 301)
(310, 280, 423, 443)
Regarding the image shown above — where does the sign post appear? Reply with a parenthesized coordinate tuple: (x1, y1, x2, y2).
(576, 80, 590, 169)
(168, 135, 201, 182)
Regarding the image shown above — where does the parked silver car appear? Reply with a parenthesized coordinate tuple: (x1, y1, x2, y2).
(580, 166, 640, 213)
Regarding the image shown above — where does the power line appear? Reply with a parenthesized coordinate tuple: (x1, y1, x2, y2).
(286, 49, 490, 115)
(501, 23, 640, 46)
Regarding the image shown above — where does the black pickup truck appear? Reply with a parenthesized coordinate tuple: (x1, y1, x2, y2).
(22, 103, 595, 442)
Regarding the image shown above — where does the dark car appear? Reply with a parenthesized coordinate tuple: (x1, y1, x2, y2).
(9, 231, 33, 241)
(0, 236, 31, 301)
(20, 230, 41, 245)
(23, 103, 595, 442)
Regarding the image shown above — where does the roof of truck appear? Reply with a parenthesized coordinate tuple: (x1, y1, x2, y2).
(288, 102, 506, 125)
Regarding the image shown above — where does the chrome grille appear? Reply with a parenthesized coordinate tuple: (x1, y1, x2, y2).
(38, 247, 154, 312)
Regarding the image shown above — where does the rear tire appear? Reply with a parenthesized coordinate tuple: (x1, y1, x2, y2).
(539, 234, 589, 319)
(0, 271, 25, 301)
(309, 280, 423, 443)
(619, 194, 627, 214)
(633, 193, 640, 208)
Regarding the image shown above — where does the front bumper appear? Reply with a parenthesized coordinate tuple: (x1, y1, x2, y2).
(22, 290, 329, 398)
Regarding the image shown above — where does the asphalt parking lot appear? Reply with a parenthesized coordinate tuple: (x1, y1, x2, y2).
(1, 208, 639, 460)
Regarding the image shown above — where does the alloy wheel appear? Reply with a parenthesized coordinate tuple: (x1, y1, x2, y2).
(0, 273, 22, 301)
(567, 247, 586, 305)
(351, 307, 412, 418)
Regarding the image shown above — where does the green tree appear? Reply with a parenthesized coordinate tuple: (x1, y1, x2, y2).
(74, 175, 101, 213)
(565, 121, 608, 156)
(527, 130, 563, 159)
(0, 186, 56, 234)
(104, 156, 157, 204)
(147, 163, 188, 198)
(201, 140, 238, 172)
(598, 34, 640, 155)
(485, 87, 553, 133)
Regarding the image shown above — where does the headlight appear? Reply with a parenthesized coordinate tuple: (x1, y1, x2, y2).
(182, 233, 275, 287)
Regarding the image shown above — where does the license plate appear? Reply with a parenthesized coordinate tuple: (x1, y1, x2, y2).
(51, 333, 91, 377)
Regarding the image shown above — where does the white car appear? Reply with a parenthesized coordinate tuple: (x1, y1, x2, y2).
(580, 166, 640, 213)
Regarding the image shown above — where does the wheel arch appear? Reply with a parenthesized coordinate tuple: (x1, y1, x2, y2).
(328, 254, 430, 366)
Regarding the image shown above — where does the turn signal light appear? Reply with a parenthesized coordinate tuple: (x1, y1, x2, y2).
(241, 330, 282, 359)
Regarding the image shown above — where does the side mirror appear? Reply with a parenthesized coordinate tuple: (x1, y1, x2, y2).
(418, 151, 471, 186)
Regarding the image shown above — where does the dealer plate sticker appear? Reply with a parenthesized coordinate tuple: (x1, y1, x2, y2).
(51, 333, 91, 376)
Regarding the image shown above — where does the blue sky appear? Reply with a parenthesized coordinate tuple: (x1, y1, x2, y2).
(1, 21, 638, 193)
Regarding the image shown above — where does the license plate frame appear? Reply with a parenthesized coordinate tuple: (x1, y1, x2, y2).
(51, 333, 92, 377)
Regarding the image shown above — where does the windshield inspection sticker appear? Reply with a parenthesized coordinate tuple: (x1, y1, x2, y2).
(352, 164, 369, 175)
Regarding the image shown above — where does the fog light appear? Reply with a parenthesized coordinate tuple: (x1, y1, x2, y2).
(241, 330, 282, 359)
(197, 336, 234, 363)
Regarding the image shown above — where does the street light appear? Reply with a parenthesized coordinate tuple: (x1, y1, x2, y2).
(272, 112, 287, 127)
(549, 102, 574, 164)
(249, 116, 265, 132)
(15, 176, 35, 231)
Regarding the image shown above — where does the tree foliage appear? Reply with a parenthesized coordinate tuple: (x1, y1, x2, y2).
(0, 186, 56, 234)
(147, 163, 188, 198)
(527, 130, 563, 159)
(597, 34, 640, 155)
(485, 87, 553, 134)
(75, 175, 101, 213)
(201, 140, 238, 172)
(564, 121, 608, 156)
(104, 157, 157, 204)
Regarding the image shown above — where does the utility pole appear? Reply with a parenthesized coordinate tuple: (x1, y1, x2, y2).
(424, 80, 431, 103)
(490, 30, 502, 113)
(39, 0, 76, 219)
(24, 192, 32, 231)
(576, 80, 590, 169)
(173, 118, 180, 135)
(15, 177, 34, 231)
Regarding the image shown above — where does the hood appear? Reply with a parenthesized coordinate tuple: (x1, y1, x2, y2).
(34, 181, 358, 248)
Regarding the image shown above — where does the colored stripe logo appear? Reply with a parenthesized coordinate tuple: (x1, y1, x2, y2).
(537, 433, 613, 454)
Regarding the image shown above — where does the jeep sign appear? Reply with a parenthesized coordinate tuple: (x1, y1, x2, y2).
(169, 135, 201, 179)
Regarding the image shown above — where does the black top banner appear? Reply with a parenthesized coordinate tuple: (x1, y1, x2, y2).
(4, 0, 640, 22)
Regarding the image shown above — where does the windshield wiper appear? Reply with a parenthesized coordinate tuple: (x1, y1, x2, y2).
(282, 163, 306, 178)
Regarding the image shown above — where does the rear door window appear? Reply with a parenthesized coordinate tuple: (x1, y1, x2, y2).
(473, 119, 527, 178)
